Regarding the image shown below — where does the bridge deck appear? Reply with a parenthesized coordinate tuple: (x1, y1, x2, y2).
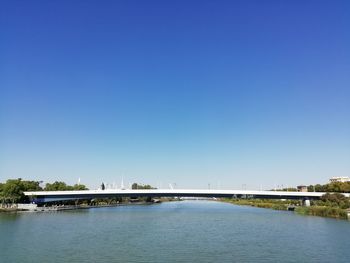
(24, 189, 349, 203)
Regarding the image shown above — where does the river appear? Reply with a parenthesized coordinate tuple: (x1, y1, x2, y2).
(0, 201, 349, 262)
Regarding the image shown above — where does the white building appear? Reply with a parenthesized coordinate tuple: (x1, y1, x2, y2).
(329, 177, 350, 183)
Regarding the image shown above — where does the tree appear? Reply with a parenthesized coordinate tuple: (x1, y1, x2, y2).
(307, 185, 314, 192)
(72, 184, 88, 190)
(2, 179, 25, 203)
(314, 184, 325, 192)
(44, 181, 88, 191)
(45, 181, 71, 191)
(0, 179, 43, 204)
(341, 182, 350, 192)
(131, 183, 156, 190)
(0, 179, 87, 204)
(22, 180, 42, 191)
(308, 182, 350, 193)
(320, 193, 350, 209)
(0, 183, 4, 204)
(327, 182, 343, 192)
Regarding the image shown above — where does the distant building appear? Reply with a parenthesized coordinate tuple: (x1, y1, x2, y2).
(297, 185, 308, 192)
(329, 177, 350, 183)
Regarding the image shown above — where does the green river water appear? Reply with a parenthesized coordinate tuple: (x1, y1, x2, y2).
(0, 201, 349, 262)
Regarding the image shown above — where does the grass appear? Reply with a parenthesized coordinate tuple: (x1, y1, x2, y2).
(222, 198, 290, 211)
(295, 206, 348, 220)
(222, 198, 350, 220)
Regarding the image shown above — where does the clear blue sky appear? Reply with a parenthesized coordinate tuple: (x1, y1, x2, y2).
(1, 0, 349, 189)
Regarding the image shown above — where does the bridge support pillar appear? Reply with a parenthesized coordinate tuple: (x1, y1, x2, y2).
(303, 199, 311, 207)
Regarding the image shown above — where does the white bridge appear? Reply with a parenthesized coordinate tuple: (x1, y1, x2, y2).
(24, 189, 349, 203)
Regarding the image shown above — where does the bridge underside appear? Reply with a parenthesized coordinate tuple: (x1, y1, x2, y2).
(30, 192, 318, 204)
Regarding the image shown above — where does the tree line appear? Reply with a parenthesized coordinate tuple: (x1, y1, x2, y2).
(131, 183, 155, 190)
(307, 182, 350, 193)
(279, 182, 350, 193)
(0, 178, 88, 204)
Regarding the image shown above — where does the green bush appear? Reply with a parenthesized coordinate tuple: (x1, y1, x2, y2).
(296, 206, 348, 219)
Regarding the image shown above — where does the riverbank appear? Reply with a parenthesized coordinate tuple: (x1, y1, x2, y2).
(222, 198, 295, 211)
(0, 203, 125, 212)
(295, 206, 349, 220)
(0, 207, 19, 212)
(222, 198, 350, 220)
(0, 197, 180, 213)
(0, 204, 22, 212)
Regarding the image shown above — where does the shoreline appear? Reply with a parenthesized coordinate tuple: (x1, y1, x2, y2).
(221, 198, 350, 220)
(0, 198, 181, 213)
(3, 199, 349, 220)
(0, 202, 159, 213)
